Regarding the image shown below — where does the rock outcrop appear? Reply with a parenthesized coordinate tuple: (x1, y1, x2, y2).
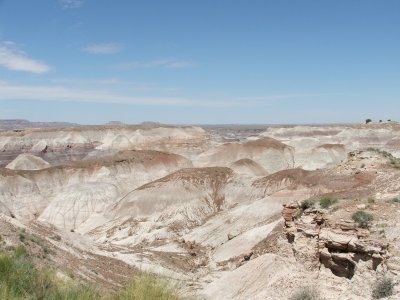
(282, 203, 389, 278)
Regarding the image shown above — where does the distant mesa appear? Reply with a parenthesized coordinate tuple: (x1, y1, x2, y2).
(0, 119, 80, 131)
(140, 121, 161, 126)
(105, 121, 125, 125)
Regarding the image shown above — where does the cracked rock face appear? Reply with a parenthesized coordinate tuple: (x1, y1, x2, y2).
(282, 203, 389, 279)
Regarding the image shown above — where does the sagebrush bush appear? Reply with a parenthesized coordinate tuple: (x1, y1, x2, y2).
(391, 197, 400, 203)
(372, 277, 394, 299)
(352, 210, 374, 228)
(290, 286, 320, 300)
(300, 199, 315, 210)
(319, 197, 338, 208)
(19, 230, 50, 254)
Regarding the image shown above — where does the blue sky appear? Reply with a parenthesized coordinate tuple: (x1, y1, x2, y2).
(0, 0, 399, 124)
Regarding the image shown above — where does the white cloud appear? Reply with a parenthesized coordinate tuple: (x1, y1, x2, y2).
(82, 43, 122, 54)
(61, 0, 83, 9)
(0, 41, 50, 74)
(0, 81, 236, 107)
(165, 61, 196, 69)
(236, 93, 328, 101)
(49, 78, 182, 92)
(114, 58, 196, 70)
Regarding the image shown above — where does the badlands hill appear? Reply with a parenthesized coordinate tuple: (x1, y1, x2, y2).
(6, 153, 51, 170)
(0, 122, 399, 299)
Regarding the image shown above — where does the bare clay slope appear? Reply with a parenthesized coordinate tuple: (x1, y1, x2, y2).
(195, 137, 295, 173)
(0, 123, 399, 299)
(0, 150, 191, 223)
(261, 122, 400, 169)
(202, 150, 400, 299)
(86, 167, 240, 244)
(6, 153, 51, 170)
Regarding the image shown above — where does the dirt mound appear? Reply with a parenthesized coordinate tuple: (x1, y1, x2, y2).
(243, 137, 289, 150)
(230, 158, 268, 176)
(70, 149, 190, 169)
(6, 154, 51, 170)
(254, 168, 313, 185)
(138, 167, 233, 190)
(253, 163, 376, 199)
(195, 137, 294, 173)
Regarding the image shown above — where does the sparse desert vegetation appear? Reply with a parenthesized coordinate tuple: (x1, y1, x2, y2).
(367, 148, 400, 169)
(390, 197, 400, 203)
(300, 199, 315, 210)
(289, 286, 320, 300)
(0, 246, 96, 300)
(372, 277, 395, 299)
(0, 246, 184, 300)
(117, 273, 181, 300)
(319, 196, 338, 209)
(352, 210, 374, 228)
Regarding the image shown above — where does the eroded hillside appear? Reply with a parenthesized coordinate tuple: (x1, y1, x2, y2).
(0, 123, 399, 299)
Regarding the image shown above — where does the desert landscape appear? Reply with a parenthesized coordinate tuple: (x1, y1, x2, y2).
(1, 1, 399, 299)
(0, 121, 399, 299)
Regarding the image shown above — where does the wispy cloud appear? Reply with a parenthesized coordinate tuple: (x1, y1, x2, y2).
(0, 41, 50, 74)
(0, 81, 235, 107)
(61, 0, 83, 9)
(82, 43, 122, 54)
(114, 58, 196, 70)
(165, 61, 196, 69)
(235, 93, 329, 101)
(49, 78, 182, 92)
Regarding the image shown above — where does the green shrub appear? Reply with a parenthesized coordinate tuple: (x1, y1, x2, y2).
(300, 199, 315, 210)
(391, 197, 400, 203)
(18, 230, 50, 254)
(0, 246, 37, 297)
(290, 286, 320, 300)
(0, 247, 99, 300)
(0, 248, 187, 300)
(366, 148, 400, 169)
(117, 273, 181, 300)
(295, 209, 304, 219)
(372, 277, 394, 299)
(352, 210, 374, 228)
(319, 197, 338, 209)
